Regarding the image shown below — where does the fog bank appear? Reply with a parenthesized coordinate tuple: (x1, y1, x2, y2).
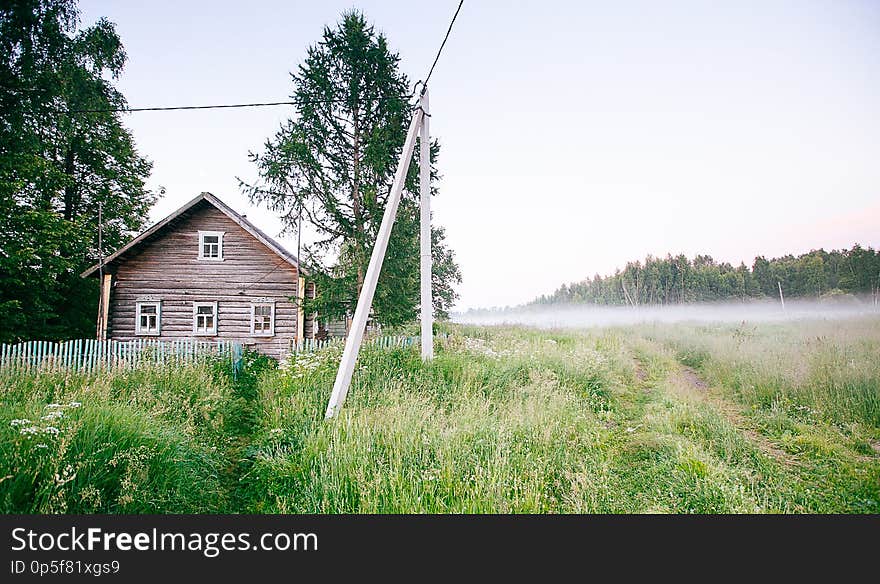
(453, 297, 880, 329)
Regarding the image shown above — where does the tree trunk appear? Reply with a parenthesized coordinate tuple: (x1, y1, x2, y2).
(62, 147, 77, 220)
(351, 107, 364, 296)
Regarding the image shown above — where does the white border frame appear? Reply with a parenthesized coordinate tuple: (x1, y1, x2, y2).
(198, 230, 225, 261)
(193, 301, 218, 335)
(135, 301, 161, 336)
(250, 302, 276, 337)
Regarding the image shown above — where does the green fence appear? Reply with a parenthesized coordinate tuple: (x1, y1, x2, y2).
(0, 338, 243, 374)
(1, 333, 446, 374)
(290, 333, 451, 354)
(290, 334, 421, 353)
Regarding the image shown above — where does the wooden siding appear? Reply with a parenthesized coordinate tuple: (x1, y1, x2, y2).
(326, 318, 349, 338)
(106, 201, 304, 358)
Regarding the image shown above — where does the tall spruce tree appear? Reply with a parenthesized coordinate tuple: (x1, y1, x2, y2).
(240, 11, 460, 326)
(0, 0, 156, 342)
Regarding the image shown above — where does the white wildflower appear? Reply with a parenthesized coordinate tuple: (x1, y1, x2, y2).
(54, 464, 76, 485)
(42, 426, 60, 435)
(46, 403, 63, 409)
(10, 419, 31, 427)
(269, 428, 283, 436)
(67, 401, 82, 408)
(463, 337, 501, 358)
(41, 411, 63, 421)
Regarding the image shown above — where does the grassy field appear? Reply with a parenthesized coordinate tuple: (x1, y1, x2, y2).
(2, 317, 878, 513)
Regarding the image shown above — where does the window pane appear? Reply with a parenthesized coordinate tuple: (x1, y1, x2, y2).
(200, 235, 220, 258)
(138, 304, 160, 333)
(252, 305, 272, 334)
(198, 305, 214, 315)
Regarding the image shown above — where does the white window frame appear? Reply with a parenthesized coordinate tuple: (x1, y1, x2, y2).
(198, 230, 225, 261)
(135, 301, 161, 336)
(193, 301, 218, 335)
(250, 302, 276, 337)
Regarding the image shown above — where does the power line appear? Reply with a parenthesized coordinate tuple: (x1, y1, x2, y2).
(76, 100, 298, 113)
(422, 0, 464, 90)
(68, 95, 409, 114)
(61, 3, 464, 115)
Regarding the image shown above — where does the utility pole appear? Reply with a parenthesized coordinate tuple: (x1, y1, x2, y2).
(778, 280, 785, 312)
(295, 202, 303, 346)
(325, 107, 424, 419)
(98, 202, 103, 284)
(95, 202, 105, 340)
(419, 89, 433, 361)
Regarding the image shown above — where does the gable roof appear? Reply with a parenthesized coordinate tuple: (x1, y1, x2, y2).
(81, 192, 304, 277)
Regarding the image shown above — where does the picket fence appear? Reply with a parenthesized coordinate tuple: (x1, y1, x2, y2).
(0, 333, 443, 374)
(289, 334, 422, 353)
(0, 338, 243, 374)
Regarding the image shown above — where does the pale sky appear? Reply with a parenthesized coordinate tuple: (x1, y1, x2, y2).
(79, 0, 880, 310)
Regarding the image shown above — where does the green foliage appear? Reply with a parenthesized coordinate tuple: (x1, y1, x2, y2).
(632, 319, 880, 512)
(645, 319, 880, 427)
(240, 321, 878, 513)
(3, 321, 877, 513)
(0, 0, 156, 342)
(0, 362, 230, 512)
(240, 10, 460, 326)
(533, 245, 880, 306)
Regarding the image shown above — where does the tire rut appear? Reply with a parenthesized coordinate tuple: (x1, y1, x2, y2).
(669, 365, 799, 467)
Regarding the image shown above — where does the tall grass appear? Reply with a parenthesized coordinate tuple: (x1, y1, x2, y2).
(0, 358, 233, 513)
(641, 317, 880, 427)
(2, 320, 877, 514)
(242, 330, 621, 513)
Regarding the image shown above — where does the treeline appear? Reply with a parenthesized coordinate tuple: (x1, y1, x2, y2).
(533, 245, 880, 306)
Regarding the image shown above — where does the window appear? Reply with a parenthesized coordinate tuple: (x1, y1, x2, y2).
(251, 303, 275, 336)
(198, 231, 224, 260)
(136, 302, 161, 335)
(193, 302, 218, 335)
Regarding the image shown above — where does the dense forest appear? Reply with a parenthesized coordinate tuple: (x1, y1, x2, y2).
(533, 245, 880, 306)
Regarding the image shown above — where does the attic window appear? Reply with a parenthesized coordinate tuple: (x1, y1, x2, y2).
(198, 231, 224, 260)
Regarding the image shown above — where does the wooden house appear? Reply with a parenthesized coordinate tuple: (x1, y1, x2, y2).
(81, 192, 322, 358)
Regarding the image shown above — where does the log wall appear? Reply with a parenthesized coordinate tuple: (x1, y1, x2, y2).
(106, 201, 306, 358)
